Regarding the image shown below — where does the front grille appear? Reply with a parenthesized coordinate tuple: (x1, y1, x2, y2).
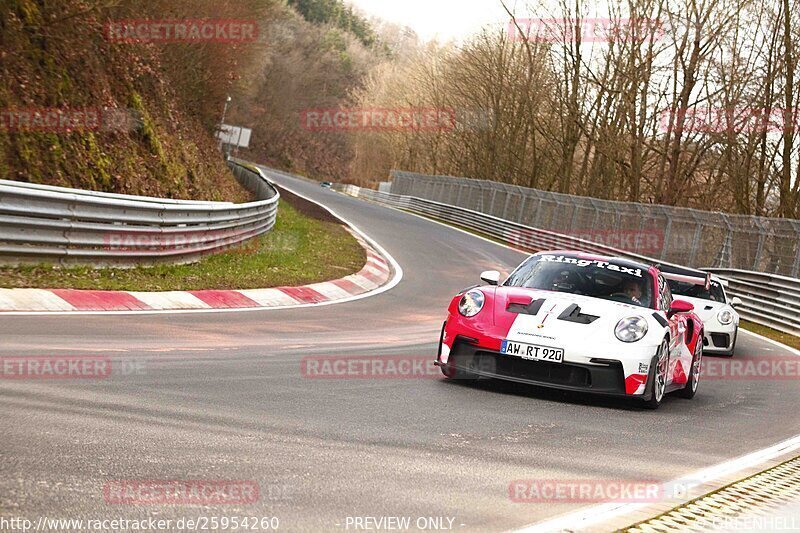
(448, 339, 627, 394)
(711, 333, 730, 348)
(477, 350, 591, 387)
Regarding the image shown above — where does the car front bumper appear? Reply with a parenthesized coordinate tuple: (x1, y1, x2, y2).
(701, 320, 738, 353)
(437, 336, 653, 398)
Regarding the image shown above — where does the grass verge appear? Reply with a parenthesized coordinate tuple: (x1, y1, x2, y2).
(740, 320, 800, 351)
(0, 192, 366, 291)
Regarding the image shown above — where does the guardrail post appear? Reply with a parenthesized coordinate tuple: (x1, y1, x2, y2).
(489, 188, 498, 215)
(687, 212, 703, 267)
(448, 181, 456, 204)
(533, 196, 545, 228)
(590, 200, 601, 231)
(568, 196, 580, 232)
(502, 189, 512, 220)
(753, 218, 767, 272)
(517, 194, 527, 223)
(660, 207, 672, 261)
(713, 219, 733, 268)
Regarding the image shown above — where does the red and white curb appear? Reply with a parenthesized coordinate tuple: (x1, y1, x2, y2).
(0, 180, 403, 315)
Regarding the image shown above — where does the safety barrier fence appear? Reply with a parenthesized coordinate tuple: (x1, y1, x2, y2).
(390, 171, 800, 279)
(0, 160, 279, 266)
(335, 184, 800, 336)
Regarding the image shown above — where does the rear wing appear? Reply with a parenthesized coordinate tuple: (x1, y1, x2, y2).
(658, 264, 711, 290)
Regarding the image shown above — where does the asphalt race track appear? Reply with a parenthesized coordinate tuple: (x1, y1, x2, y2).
(1, 168, 799, 532)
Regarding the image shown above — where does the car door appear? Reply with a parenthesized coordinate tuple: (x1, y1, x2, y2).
(659, 274, 692, 386)
(657, 273, 680, 387)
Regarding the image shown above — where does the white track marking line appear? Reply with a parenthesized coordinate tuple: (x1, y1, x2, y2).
(740, 328, 800, 356)
(516, 432, 800, 532)
(0, 168, 403, 316)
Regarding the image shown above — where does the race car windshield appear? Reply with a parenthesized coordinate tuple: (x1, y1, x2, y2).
(504, 255, 654, 308)
(668, 279, 726, 302)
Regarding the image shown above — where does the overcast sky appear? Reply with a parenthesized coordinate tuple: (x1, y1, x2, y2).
(346, 0, 520, 42)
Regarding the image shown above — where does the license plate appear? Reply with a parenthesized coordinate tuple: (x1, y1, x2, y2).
(501, 340, 564, 363)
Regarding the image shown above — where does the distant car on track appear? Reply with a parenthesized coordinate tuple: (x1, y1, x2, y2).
(435, 251, 706, 409)
(667, 274, 741, 357)
(320, 181, 333, 188)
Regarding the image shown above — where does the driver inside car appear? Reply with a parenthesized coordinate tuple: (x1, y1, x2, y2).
(549, 269, 580, 293)
(620, 278, 643, 305)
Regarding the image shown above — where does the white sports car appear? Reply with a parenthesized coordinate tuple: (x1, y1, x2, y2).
(667, 275, 741, 357)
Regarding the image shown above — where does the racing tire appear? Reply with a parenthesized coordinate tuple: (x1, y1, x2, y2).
(678, 335, 703, 399)
(642, 339, 670, 410)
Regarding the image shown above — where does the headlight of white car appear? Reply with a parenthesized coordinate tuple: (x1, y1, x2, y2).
(615, 316, 649, 343)
(718, 309, 734, 325)
(458, 290, 485, 317)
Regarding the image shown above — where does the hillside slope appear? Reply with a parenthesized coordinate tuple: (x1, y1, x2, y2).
(0, 0, 262, 201)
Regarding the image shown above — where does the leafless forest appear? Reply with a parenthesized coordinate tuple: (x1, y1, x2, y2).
(349, 0, 800, 218)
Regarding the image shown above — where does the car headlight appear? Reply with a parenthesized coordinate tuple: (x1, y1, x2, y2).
(458, 290, 485, 317)
(718, 309, 734, 325)
(615, 316, 649, 343)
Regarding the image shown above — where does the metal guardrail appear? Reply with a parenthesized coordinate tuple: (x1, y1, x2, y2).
(0, 161, 279, 266)
(335, 184, 800, 336)
(390, 170, 800, 278)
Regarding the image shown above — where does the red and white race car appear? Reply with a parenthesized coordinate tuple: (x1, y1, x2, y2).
(435, 251, 706, 409)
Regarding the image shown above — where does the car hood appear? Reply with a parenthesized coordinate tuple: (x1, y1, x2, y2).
(492, 286, 655, 344)
(674, 295, 722, 322)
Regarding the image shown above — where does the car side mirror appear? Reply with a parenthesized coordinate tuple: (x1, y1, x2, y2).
(731, 297, 742, 308)
(668, 299, 694, 318)
(480, 270, 501, 286)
